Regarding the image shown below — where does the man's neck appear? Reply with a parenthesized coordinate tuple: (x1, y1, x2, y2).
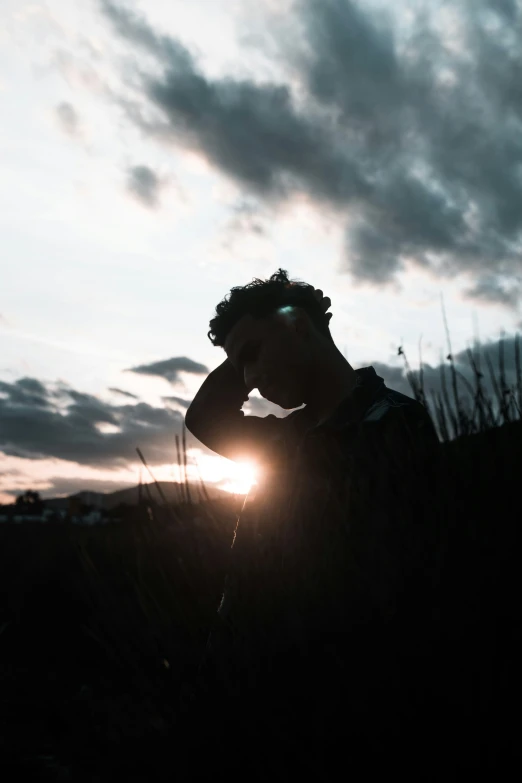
(305, 353, 358, 427)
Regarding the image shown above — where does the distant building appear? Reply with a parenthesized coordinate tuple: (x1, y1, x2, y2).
(80, 510, 104, 525)
(0, 506, 108, 525)
(13, 515, 43, 523)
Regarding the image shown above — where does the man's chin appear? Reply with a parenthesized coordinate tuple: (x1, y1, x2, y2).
(275, 393, 303, 410)
(263, 385, 303, 409)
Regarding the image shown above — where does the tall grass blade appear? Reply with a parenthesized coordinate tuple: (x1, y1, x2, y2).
(175, 434, 184, 507)
(136, 447, 168, 507)
(439, 355, 458, 440)
(515, 332, 522, 417)
(440, 293, 462, 438)
(182, 422, 193, 507)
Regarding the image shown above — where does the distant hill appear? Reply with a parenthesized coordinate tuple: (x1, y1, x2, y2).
(43, 481, 232, 511)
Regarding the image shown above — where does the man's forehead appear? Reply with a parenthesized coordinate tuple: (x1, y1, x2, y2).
(224, 314, 259, 356)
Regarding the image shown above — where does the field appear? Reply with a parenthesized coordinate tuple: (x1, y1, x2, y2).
(1, 332, 521, 779)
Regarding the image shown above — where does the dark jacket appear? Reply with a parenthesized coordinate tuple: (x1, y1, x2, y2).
(199, 367, 444, 700)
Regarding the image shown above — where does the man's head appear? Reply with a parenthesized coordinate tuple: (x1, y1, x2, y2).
(208, 268, 339, 410)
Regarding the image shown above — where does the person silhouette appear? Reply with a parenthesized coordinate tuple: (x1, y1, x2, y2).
(185, 268, 445, 773)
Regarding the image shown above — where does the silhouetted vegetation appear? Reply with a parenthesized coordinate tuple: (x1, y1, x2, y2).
(0, 330, 520, 778)
(14, 490, 45, 515)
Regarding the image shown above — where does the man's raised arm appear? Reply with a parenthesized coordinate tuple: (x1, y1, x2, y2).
(185, 358, 283, 463)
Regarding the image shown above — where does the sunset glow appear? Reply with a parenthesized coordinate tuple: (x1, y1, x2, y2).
(0, 451, 261, 505)
(217, 460, 260, 496)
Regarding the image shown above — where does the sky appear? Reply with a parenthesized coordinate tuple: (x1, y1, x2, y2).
(1, 0, 522, 504)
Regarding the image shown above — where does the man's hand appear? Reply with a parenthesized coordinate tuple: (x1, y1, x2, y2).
(313, 289, 333, 325)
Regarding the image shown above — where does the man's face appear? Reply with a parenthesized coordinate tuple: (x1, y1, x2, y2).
(224, 309, 312, 409)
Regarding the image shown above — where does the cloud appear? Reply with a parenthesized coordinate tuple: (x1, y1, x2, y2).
(125, 356, 209, 384)
(0, 376, 192, 467)
(41, 476, 136, 498)
(108, 387, 139, 399)
(227, 199, 267, 237)
(243, 394, 290, 418)
(221, 197, 270, 248)
(161, 395, 191, 409)
(0, 468, 21, 478)
(55, 101, 80, 136)
(0, 377, 53, 408)
(101, 0, 522, 307)
(100, 0, 367, 201)
(462, 275, 521, 309)
(126, 164, 162, 207)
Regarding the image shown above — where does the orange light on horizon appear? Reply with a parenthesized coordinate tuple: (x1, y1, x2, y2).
(0, 450, 263, 505)
(219, 459, 260, 496)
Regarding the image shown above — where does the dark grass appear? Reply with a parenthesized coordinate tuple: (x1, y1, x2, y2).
(1, 329, 521, 778)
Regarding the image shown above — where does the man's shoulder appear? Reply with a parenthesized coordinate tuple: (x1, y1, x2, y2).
(361, 386, 441, 466)
(363, 387, 427, 424)
(280, 406, 310, 430)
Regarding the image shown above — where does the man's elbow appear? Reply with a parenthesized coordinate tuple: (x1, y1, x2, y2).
(184, 408, 199, 437)
(184, 408, 216, 448)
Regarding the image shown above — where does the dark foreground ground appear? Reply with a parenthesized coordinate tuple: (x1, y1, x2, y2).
(1, 422, 520, 779)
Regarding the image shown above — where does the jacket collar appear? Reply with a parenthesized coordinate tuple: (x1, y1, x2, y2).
(317, 366, 387, 432)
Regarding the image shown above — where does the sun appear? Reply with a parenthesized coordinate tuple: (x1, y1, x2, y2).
(219, 459, 260, 496)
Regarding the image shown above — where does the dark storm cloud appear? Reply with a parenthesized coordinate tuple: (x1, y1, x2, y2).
(0, 377, 193, 468)
(127, 164, 162, 207)
(55, 101, 80, 136)
(108, 387, 139, 399)
(0, 377, 52, 408)
(462, 276, 521, 309)
(100, 0, 368, 202)
(101, 0, 522, 307)
(126, 356, 209, 384)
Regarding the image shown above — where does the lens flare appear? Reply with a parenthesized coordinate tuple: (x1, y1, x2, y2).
(220, 459, 260, 495)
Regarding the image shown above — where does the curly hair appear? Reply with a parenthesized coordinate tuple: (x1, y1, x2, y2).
(207, 268, 334, 347)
